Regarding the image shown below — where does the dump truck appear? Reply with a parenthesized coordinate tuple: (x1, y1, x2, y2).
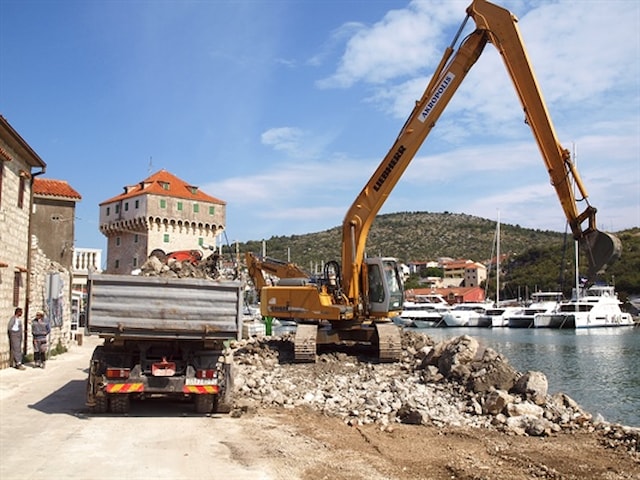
(85, 274, 243, 414)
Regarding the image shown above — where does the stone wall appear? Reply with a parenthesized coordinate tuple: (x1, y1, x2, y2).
(0, 143, 32, 368)
(23, 236, 73, 360)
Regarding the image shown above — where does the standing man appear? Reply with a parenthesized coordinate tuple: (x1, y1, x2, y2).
(32, 310, 50, 368)
(7, 308, 26, 370)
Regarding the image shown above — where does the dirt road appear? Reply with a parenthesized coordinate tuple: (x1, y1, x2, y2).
(0, 336, 286, 480)
(1, 336, 638, 480)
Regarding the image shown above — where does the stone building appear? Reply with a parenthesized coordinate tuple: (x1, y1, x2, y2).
(443, 259, 487, 288)
(99, 169, 226, 274)
(32, 178, 82, 270)
(0, 116, 83, 369)
(0, 116, 46, 368)
(31, 178, 82, 342)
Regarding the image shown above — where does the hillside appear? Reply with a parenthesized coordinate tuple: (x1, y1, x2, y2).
(231, 211, 639, 300)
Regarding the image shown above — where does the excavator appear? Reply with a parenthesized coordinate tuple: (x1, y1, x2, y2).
(246, 0, 621, 362)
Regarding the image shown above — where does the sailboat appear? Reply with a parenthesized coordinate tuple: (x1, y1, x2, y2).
(481, 212, 522, 327)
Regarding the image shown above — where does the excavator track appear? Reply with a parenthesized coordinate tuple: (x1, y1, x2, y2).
(375, 323, 402, 362)
(294, 324, 318, 363)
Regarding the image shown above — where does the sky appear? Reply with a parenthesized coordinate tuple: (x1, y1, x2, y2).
(1, 0, 639, 254)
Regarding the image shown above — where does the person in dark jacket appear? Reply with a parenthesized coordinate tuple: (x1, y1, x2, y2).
(32, 311, 50, 368)
(7, 308, 25, 370)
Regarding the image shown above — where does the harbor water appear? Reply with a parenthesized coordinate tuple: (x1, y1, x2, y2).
(418, 326, 640, 427)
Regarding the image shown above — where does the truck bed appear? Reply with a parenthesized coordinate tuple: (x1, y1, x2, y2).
(86, 274, 243, 340)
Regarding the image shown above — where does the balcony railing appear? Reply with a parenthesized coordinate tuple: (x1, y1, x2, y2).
(73, 248, 103, 275)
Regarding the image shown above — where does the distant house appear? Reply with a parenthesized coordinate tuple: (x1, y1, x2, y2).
(99, 169, 226, 274)
(442, 259, 487, 288)
(410, 286, 486, 304)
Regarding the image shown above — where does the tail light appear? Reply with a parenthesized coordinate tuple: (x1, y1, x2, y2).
(196, 369, 217, 379)
(106, 368, 130, 379)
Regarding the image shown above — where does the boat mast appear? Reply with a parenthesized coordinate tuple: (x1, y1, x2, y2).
(572, 144, 580, 301)
(496, 210, 500, 306)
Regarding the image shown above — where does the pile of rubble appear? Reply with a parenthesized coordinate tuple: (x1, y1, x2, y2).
(137, 253, 238, 280)
(229, 330, 639, 454)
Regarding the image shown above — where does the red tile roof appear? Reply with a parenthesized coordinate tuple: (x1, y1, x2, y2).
(33, 178, 82, 200)
(100, 169, 225, 205)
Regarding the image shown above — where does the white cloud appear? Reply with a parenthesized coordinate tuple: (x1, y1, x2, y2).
(317, 1, 460, 88)
(261, 127, 305, 155)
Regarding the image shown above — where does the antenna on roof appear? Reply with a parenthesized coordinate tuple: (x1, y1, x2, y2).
(148, 156, 153, 174)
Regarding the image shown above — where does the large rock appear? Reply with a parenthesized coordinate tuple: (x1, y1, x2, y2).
(469, 347, 518, 393)
(483, 389, 514, 415)
(512, 371, 548, 405)
(436, 335, 479, 379)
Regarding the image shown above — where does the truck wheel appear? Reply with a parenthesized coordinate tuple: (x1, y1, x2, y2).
(91, 395, 108, 414)
(194, 394, 214, 414)
(213, 396, 231, 414)
(110, 394, 131, 414)
(214, 362, 234, 413)
(87, 346, 107, 413)
(149, 249, 167, 261)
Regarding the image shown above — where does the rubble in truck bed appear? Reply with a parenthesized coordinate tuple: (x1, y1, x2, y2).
(229, 330, 639, 457)
(137, 254, 238, 280)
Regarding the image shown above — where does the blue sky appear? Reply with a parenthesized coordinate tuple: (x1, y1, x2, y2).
(1, 0, 638, 253)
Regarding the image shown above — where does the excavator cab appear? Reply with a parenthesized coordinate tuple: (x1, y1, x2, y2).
(365, 258, 404, 315)
(582, 230, 622, 280)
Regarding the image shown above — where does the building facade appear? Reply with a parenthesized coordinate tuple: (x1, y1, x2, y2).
(71, 247, 102, 334)
(99, 169, 226, 274)
(31, 178, 84, 341)
(0, 116, 46, 368)
(443, 259, 487, 288)
(32, 178, 82, 270)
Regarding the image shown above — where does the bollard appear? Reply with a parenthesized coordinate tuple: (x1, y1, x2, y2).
(264, 316, 273, 336)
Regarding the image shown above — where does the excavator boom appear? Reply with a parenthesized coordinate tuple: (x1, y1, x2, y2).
(341, 0, 619, 295)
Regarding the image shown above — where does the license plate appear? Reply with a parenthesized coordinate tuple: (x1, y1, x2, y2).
(185, 378, 218, 386)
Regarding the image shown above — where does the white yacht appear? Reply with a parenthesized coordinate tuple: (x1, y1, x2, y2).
(537, 285, 634, 329)
(506, 292, 563, 328)
(481, 306, 523, 328)
(442, 303, 491, 327)
(399, 294, 451, 328)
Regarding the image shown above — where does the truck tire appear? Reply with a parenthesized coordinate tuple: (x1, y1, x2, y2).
(213, 396, 231, 414)
(149, 249, 167, 261)
(214, 362, 234, 413)
(87, 346, 107, 413)
(194, 394, 214, 414)
(110, 394, 131, 414)
(91, 395, 109, 414)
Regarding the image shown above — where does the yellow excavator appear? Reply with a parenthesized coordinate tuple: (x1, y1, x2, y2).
(247, 0, 621, 362)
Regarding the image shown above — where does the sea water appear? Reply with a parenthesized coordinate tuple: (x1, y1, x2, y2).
(419, 326, 640, 427)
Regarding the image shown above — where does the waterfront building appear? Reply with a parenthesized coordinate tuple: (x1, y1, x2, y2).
(99, 169, 226, 274)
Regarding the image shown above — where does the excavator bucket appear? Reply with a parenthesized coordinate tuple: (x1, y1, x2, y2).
(580, 230, 622, 280)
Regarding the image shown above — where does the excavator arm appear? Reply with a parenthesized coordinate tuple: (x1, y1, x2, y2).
(245, 252, 311, 291)
(341, 0, 620, 301)
(468, 0, 620, 278)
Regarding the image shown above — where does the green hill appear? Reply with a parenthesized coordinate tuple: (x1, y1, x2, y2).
(229, 211, 639, 302)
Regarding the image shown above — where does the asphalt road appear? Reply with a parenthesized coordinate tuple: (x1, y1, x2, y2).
(0, 335, 282, 480)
